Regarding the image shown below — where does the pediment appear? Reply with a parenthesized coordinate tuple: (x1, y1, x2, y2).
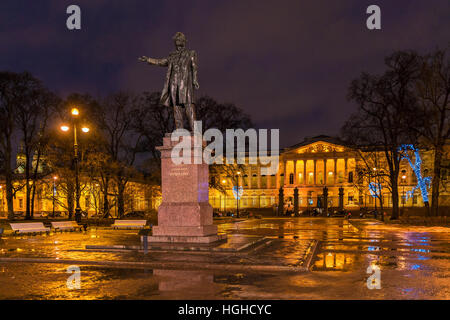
(287, 141, 348, 154)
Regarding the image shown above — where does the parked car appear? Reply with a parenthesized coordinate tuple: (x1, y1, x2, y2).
(329, 209, 348, 217)
(311, 208, 323, 216)
(239, 210, 250, 217)
(213, 210, 223, 217)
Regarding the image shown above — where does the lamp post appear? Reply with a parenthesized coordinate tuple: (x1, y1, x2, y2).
(236, 171, 241, 218)
(372, 167, 378, 215)
(61, 108, 90, 223)
(52, 176, 57, 217)
(0, 185, 3, 217)
(401, 174, 407, 211)
(221, 179, 227, 213)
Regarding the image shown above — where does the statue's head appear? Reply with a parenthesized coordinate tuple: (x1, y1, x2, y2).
(173, 32, 187, 48)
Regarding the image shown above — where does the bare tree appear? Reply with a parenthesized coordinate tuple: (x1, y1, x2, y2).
(13, 76, 59, 219)
(409, 49, 450, 216)
(343, 51, 421, 219)
(0, 72, 58, 219)
(353, 148, 392, 221)
(91, 92, 143, 218)
(0, 72, 18, 219)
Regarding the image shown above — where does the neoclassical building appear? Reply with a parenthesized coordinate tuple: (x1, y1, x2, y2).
(209, 135, 450, 212)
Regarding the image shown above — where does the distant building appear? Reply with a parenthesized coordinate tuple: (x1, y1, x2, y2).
(209, 135, 450, 213)
(0, 145, 161, 218)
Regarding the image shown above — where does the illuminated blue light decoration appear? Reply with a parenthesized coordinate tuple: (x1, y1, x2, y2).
(369, 182, 382, 198)
(232, 186, 244, 200)
(398, 144, 432, 203)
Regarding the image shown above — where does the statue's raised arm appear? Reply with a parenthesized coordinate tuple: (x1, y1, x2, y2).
(138, 55, 169, 67)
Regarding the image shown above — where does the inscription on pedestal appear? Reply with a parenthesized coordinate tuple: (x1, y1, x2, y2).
(169, 166, 189, 177)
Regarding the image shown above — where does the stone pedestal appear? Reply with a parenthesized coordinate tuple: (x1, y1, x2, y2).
(149, 133, 226, 244)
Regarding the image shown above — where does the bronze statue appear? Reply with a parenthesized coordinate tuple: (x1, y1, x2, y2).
(139, 32, 199, 131)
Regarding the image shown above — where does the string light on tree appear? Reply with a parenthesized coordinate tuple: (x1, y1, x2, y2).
(398, 144, 432, 203)
(369, 182, 382, 198)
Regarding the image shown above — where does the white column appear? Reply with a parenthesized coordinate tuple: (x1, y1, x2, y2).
(303, 160, 307, 184)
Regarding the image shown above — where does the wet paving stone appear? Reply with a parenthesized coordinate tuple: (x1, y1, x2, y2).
(1, 217, 450, 299)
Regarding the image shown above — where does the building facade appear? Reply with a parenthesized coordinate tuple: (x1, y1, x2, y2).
(209, 135, 450, 213)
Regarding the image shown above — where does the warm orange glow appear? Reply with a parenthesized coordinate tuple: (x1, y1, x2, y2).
(60, 125, 69, 132)
(71, 108, 79, 116)
(237, 171, 241, 175)
(53, 176, 58, 180)
(402, 175, 407, 179)
(222, 179, 227, 184)
(81, 127, 90, 133)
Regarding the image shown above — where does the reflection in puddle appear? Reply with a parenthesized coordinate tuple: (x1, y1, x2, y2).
(1, 218, 449, 299)
(313, 252, 356, 271)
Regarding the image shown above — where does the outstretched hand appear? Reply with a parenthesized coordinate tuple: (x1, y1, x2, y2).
(138, 56, 149, 62)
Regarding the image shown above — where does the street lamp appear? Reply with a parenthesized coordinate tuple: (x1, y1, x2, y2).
(60, 107, 90, 223)
(221, 179, 227, 213)
(0, 185, 3, 217)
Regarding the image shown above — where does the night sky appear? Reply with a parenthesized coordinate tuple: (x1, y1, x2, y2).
(1, 0, 449, 147)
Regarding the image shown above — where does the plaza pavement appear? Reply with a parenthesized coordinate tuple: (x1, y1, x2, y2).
(0, 217, 450, 299)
